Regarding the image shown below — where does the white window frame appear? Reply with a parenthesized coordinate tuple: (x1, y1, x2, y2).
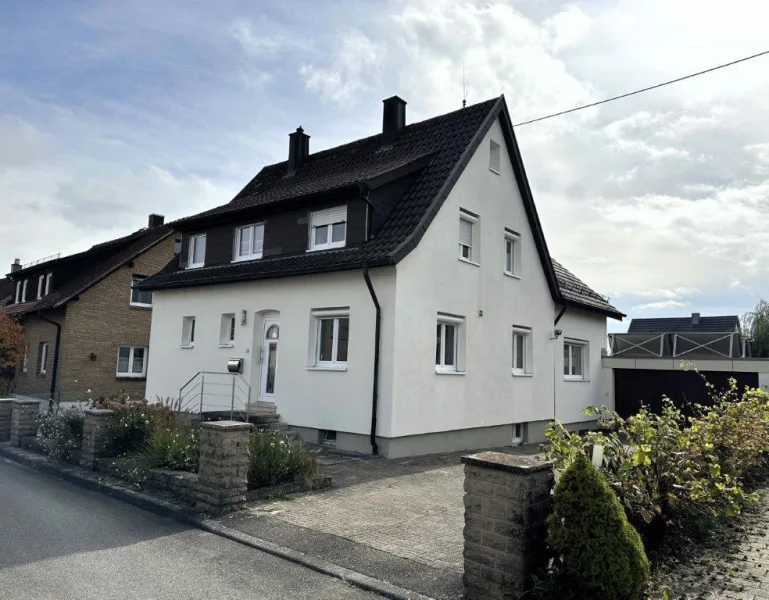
(45, 273, 52, 295)
(20, 279, 27, 303)
(14, 281, 21, 303)
(436, 314, 464, 374)
(489, 139, 501, 174)
(116, 345, 148, 378)
(129, 276, 153, 308)
(458, 210, 479, 265)
(37, 342, 48, 375)
(309, 308, 350, 370)
(512, 326, 533, 376)
(564, 339, 588, 381)
(504, 229, 521, 278)
(37, 274, 45, 300)
(219, 313, 236, 347)
(22, 346, 28, 373)
(187, 234, 206, 269)
(309, 206, 347, 252)
(181, 316, 196, 348)
(233, 223, 265, 262)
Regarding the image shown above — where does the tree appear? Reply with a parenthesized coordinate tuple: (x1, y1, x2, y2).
(0, 314, 25, 372)
(742, 299, 769, 358)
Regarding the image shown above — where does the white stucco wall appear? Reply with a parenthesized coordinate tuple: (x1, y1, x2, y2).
(389, 118, 560, 438)
(555, 308, 611, 423)
(145, 268, 397, 437)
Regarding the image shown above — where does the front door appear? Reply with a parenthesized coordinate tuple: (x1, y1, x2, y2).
(259, 319, 279, 402)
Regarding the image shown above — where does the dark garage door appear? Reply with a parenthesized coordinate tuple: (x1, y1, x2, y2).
(614, 369, 758, 419)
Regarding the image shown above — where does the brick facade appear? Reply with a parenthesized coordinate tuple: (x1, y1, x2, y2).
(14, 236, 174, 403)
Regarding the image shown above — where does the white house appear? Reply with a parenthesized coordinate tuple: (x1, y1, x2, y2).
(139, 95, 624, 458)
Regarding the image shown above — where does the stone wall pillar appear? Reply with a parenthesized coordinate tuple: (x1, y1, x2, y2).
(10, 399, 41, 446)
(196, 421, 253, 515)
(462, 451, 554, 600)
(80, 408, 117, 468)
(0, 398, 13, 442)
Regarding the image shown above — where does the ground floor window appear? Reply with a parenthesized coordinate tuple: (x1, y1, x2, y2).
(117, 346, 148, 377)
(512, 326, 533, 376)
(564, 340, 587, 380)
(37, 342, 48, 375)
(312, 309, 349, 368)
(436, 313, 464, 373)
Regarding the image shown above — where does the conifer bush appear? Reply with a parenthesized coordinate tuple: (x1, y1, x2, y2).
(547, 453, 650, 600)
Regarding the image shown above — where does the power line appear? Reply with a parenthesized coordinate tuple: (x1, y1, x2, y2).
(513, 49, 769, 127)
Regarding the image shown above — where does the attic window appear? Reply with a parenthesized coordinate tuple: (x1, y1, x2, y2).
(309, 206, 347, 251)
(489, 140, 501, 174)
(234, 223, 264, 262)
(188, 234, 206, 269)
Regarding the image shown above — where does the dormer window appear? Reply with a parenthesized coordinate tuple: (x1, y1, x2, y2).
(234, 224, 264, 261)
(14, 281, 21, 303)
(37, 274, 44, 299)
(45, 273, 52, 295)
(188, 234, 206, 269)
(309, 206, 347, 251)
(20, 279, 27, 303)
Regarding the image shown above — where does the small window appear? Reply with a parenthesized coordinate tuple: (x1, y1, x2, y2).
(116, 346, 148, 378)
(320, 429, 337, 447)
(564, 340, 587, 380)
(436, 314, 464, 373)
(312, 309, 349, 368)
(512, 326, 533, 376)
(21, 279, 27, 303)
(513, 423, 523, 444)
(489, 140, 501, 173)
(37, 274, 44, 300)
(188, 234, 206, 268)
(45, 273, 52, 295)
(234, 223, 264, 261)
(14, 281, 21, 304)
(181, 316, 196, 347)
(22, 346, 28, 373)
(458, 210, 479, 263)
(219, 313, 236, 346)
(504, 230, 521, 277)
(37, 342, 48, 375)
(130, 276, 153, 307)
(310, 206, 347, 251)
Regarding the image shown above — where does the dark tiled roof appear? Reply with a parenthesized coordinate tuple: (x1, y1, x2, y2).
(0, 277, 13, 305)
(628, 316, 740, 334)
(1, 226, 172, 316)
(552, 259, 624, 319)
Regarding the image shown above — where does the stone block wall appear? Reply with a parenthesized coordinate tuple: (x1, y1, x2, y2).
(461, 451, 554, 600)
(10, 399, 41, 446)
(0, 399, 12, 442)
(196, 421, 253, 515)
(80, 409, 117, 468)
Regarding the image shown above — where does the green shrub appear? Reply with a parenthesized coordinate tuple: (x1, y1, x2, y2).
(107, 400, 174, 455)
(37, 407, 85, 461)
(547, 453, 650, 600)
(140, 422, 200, 472)
(248, 429, 317, 489)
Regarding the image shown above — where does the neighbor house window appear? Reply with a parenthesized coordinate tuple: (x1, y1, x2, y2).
(20, 279, 28, 303)
(309, 206, 347, 251)
(116, 346, 148, 377)
(37, 342, 48, 375)
(181, 316, 196, 347)
(489, 140, 501, 173)
(22, 346, 28, 373)
(504, 229, 521, 277)
(311, 308, 349, 368)
(234, 223, 264, 261)
(219, 313, 236, 346)
(564, 340, 587, 380)
(45, 273, 52, 295)
(14, 281, 21, 304)
(436, 314, 464, 373)
(458, 210, 479, 263)
(187, 234, 206, 268)
(512, 326, 533, 376)
(37, 274, 44, 299)
(130, 276, 153, 307)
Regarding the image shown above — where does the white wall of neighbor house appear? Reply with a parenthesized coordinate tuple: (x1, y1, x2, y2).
(145, 268, 397, 437)
(554, 308, 612, 423)
(389, 117, 560, 438)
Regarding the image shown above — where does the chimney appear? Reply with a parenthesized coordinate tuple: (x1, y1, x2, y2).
(148, 213, 165, 228)
(10, 258, 21, 273)
(288, 126, 310, 174)
(382, 95, 407, 145)
(692, 312, 701, 325)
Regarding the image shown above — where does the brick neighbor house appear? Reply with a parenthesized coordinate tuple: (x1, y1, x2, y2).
(0, 214, 175, 406)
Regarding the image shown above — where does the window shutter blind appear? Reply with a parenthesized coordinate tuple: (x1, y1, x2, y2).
(311, 205, 347, 228)
(459, 218, 473, 246)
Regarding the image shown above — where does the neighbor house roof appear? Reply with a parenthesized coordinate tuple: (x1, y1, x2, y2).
(140, 96, 623, 320)
(552, 260, 624, 319)
(0, 225, 173, 317)
(627, 315, 740, 334)
(0, 277, 13, 306)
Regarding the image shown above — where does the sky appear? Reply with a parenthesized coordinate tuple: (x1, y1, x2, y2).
(2, 0, 769, 332)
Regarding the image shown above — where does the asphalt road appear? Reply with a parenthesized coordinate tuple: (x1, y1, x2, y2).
(0, 458, 381, 600)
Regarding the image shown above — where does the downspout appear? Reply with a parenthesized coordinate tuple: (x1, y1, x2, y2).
(553, 305, 567, 422)
(363, 263, 381, 455)
(38, 311, 62, 412)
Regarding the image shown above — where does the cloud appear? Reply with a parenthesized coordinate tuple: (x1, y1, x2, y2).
(634, 300, 691, 310)
(300, 29, 382, 105)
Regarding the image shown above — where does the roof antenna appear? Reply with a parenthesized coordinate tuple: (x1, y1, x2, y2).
(461, 51, 468, 108)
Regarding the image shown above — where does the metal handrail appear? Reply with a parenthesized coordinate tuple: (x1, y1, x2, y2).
(177, 371, 251, 421)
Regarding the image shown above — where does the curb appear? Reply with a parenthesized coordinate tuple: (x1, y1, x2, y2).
(0, 443, 436, 600)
